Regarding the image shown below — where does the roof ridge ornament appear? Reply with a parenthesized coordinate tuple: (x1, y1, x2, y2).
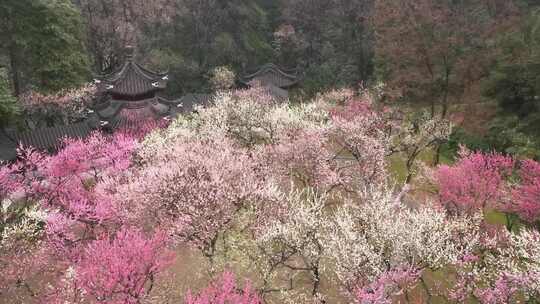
(125, 45, 135, 61)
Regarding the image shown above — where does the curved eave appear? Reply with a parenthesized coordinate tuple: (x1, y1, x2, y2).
(240, 76, 299, 89)
(95, 60, 169, 97)
(243, 63, 299, 80)
(94, 97, 176, 120)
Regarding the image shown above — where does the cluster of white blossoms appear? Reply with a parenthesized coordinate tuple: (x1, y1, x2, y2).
(325, 184, 482, 288)
(1, 202, 47, 251)
(463, 228, 540, 299)
(254, 180, 484, 294)
(391, 110, 453, 181)
(209, 66, 236, 91)
(257, 188, 328, 266)
(139, 89, 330, 160)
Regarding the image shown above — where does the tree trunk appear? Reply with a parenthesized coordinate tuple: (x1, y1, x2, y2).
(434, 144, 442, 166)
(312, 266, 320, 296)
(9, 46, 21, 96)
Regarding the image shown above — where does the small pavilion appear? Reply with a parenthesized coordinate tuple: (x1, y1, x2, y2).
(90, 46, 180, 126)
(239, 63, 300, 100)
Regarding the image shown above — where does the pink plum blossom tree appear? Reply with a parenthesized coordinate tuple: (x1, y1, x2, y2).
(185, 272, 261, 304)
(113, 135, 267, 259)
(434, 148, 514, 215)
(1, 131, 143, 300)
(354, 266, 421, 304)
(512, 159, 540, 223)
(74, 227, 173, 303)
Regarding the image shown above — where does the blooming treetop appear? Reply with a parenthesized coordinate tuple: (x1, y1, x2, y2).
(185, 272, 261, 304)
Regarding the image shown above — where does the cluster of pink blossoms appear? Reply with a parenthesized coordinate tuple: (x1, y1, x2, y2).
(435, 147, 540, 223)
(355, 266, 421, 304)
(185, 272, 261, 304)
(0, 131, 174, 302)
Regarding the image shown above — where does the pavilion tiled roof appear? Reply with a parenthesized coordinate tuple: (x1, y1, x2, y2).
(14, 122, 93, 151)
(260, 84, 289, 101)
(241, 63, 299, 89)
(93, 96, 178, 120)
(97, 48, 168, 98)
(0, 122, 94, 161)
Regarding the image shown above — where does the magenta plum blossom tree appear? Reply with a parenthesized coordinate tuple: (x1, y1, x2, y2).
(185, 272, 261, 304)
(1, 131, 144, 300)
(434, 148, 540, 227)
(434, 148, 514, 215)
(74, 227, 173, 304)
(512, 159, 540, 223)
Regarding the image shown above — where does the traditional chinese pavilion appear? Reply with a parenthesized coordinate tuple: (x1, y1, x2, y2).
(0, 47, 184, 161)
(240, 63, 300, 100)
(90, 46, 180, 125)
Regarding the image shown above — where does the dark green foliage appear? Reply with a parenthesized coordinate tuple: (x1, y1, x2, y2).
(277, 0, 374, 96)
(132, 0, 375, 96)
(486, 115, 540, 159)
(440, 127, 492, 161)
(138, 0, 274, 96)
(0, 74, 21, 129)
(0, 0, 90, 94)
(482, 9, 540, 159)
(483, 9, 540, 117)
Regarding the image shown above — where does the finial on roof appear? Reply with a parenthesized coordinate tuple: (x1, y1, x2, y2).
(125, 45, 135, 61)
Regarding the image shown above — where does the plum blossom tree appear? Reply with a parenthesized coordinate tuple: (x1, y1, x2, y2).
(256, 188, 328, 297)
(209, 66, 236, 91)
(22, 132, 137, 245)
(185, 272, 261, 304)
(354, 266, 421, 304)
(326, 184, 482, 297)
(138, 88, 329, 161)
(451, 228, 540, 303)
(1, 131, 141, 300)
(391, 111, 452, 183)
(328, 109, 390, 191)
(264, 128, 340, 192)
(512, 159, 540, 223)
(433, 149, 540, 226)
(434, 148, 514, 216)
(0, 202, 48, 299)
(19, 83, 96, 127)
(114, 136, 266, 259)
(193, 87, 282, 147)
(74, 228, 173, 304)
(263, 90, 390, 195)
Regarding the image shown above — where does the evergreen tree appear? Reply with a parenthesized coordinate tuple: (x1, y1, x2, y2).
(0, 73, 20, 130)
(482, 9, 540, 158)
(158, 0, 273, 94)
(0, 0, 90, 95)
